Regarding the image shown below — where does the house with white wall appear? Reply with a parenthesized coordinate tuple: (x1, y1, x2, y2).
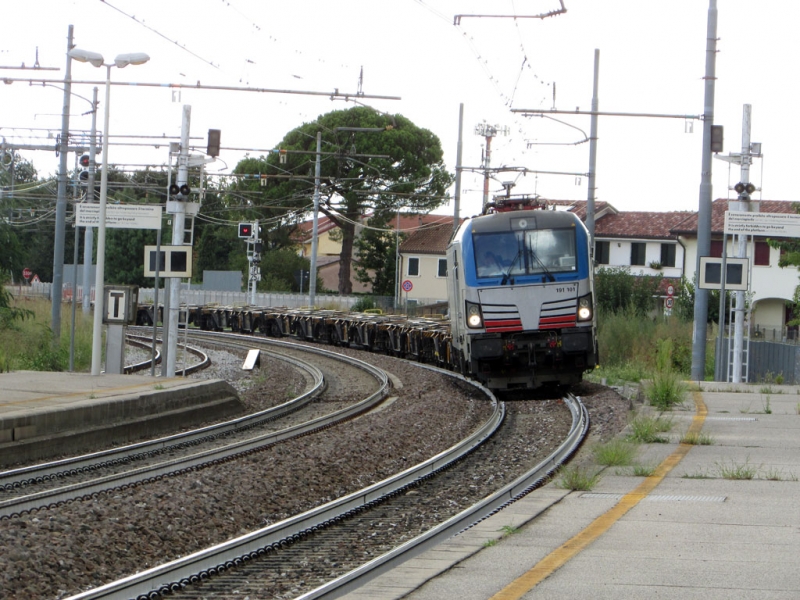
(292, 212, 453, 294)
(397, 222, 455, 306)
(672, 199, 800, 339)
(397, 199, 800, 338)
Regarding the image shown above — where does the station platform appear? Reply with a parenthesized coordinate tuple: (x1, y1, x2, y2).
(0, 371, 242, 466)
(344, 382, 800, 600)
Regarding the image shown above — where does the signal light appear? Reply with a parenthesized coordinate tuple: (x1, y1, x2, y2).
(168, 183, 192, 200)
(734, 182, 756, 196)
(207, 129, 221, 157)
(78, 154, 91, 185)
(710, 125, 724, 153)
(238, 222, 253, 238)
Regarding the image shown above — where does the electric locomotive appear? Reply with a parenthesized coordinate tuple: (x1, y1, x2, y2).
(446, 196, 598, 390)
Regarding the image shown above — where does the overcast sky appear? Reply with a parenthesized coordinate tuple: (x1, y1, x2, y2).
(2, 1, 797, 220)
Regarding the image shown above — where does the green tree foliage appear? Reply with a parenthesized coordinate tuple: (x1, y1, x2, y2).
(353, 211, 404, 296)
(234, 106, 453, 294)
(594, 266, 663, 316)
(0, 280, 34, 329)
(0, 153, 45, 281)
(672, 274, 726, 324)
(258, 248, 316, 293)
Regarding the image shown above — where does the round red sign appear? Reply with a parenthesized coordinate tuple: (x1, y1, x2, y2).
(22, 268, 31, 280)
(402, 279, 413, 292)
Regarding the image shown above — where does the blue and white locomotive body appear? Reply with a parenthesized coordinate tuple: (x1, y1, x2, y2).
(447, 202, 598, 390)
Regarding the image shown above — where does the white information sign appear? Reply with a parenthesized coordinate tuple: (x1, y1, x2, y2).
(724, 211, 800, 237)
(76, 204, 162, 230)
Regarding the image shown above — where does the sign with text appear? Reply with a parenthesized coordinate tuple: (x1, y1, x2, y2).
(724, 211, 800, 237)
(76, 204, 162, 230)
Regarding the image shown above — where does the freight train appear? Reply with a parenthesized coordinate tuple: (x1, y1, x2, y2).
(137, 196, 598, 391)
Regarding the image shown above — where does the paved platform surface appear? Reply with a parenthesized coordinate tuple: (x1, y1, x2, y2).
(0, 371, 241, 464)
(344, 382, 800, 600)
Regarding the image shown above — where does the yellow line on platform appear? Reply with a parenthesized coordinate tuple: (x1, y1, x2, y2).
(490, 391, 707, 600)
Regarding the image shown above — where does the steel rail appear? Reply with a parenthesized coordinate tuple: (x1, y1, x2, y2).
(0, 338, 390, 518)
(61, 374, 502, 600)
(0, 338, 325, 493)
(299, 392, 588, 599)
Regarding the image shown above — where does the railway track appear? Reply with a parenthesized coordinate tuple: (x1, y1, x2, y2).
(0, 330, 591, 600)
(0, 335, 389, 520)
(59, 386, 586, 600)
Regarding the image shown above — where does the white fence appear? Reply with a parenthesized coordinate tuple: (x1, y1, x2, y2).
(7, 283, 442, 315)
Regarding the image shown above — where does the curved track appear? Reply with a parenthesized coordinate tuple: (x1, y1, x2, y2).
(0, 336, 390, 520)
(62, 382, 587, 600)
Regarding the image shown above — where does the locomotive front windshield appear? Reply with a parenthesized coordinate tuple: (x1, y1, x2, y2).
(474, 228, 577, 278)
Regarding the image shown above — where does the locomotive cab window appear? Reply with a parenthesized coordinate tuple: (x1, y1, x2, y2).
(473, 228, 577, 278)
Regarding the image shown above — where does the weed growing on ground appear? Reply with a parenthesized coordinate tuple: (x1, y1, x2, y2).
(715, 458, 757, 480)
(593, 439, 637, 466)
(631, 463, 658, 477)
(627, 414, 673, 443)
(680, 431, 714, 445)
(556, 465, 601, 491)
(499, 525, 519, 536)
(762, 467, 798, 482)
(762, 396, 772, 414)
(682, 469, 711, 479)
(645, 338, 687, 410)
(483, 539, 498, 548)
(616, 463, 658, 477)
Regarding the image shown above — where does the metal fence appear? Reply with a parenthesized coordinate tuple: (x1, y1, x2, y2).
(721, 337, 800, 384)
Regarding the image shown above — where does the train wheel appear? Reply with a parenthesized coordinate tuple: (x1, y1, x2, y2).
(268, 320, 282, 338)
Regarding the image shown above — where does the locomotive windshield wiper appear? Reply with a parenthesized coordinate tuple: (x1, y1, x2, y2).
(501, 249, 522, 285)
(528, 249, 555, 282)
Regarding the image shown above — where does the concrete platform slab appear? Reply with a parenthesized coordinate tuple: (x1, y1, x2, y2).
(344, 385, 800, 600)
(0, 371, 243, 465)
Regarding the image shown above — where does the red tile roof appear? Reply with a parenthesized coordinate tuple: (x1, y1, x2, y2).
(292, 212, 454, 243)
(595, 211, 693, 240)
(399, 223, 456, 254)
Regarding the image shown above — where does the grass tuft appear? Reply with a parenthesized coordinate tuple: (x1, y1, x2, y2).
(556, 465, 601, 491)
(593, 439, 637, 466)
(627, 414, 673, 443)
(715, 458, 757, 480)
(680, 431, 714, 445)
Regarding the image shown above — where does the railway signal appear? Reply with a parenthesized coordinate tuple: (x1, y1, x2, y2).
(78, 154, 91, 184)
(238, 222, 253, 239)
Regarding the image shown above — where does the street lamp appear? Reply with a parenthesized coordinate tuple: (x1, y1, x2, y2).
(68, 48, 150, 376)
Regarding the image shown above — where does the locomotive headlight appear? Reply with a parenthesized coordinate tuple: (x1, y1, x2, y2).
(466, 301, 484, 329)
(577, 293, 593, 322)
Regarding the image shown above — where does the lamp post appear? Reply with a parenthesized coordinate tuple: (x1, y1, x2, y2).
(68, 48, 150, 376)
